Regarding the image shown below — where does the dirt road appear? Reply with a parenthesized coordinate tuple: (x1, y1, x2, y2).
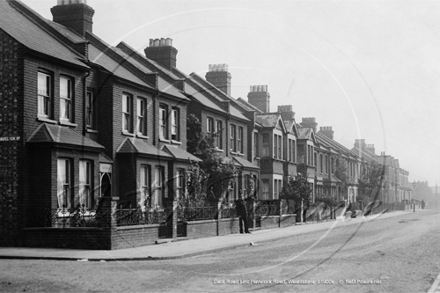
(1, 210, 439, 293)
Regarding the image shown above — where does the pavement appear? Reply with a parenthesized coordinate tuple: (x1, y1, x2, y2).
(0, 210, 419, 262)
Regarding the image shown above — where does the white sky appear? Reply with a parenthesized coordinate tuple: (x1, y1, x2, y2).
(21, 0, 440, 185)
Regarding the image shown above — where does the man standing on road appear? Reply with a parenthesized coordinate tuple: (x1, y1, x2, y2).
(236, 190, 251, 234)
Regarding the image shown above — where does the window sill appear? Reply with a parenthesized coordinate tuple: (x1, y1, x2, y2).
(159, 138, 170, 143)
(37, 117, 57, 124)
(122, 131, 135, 137)
(214, 148, 224, 153)
(171, 140, 181, 145)
(59, 120, 78, 127)
(136, 134, 149, 140)
(86, 128, 98, 134)
(230, 151, 244, 157)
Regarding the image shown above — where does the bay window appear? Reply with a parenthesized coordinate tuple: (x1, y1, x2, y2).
(57, 159, 71, 210)
(79, 160, 93, 209)
(152, 166, 164, 207)
(140, 165, 151, 208)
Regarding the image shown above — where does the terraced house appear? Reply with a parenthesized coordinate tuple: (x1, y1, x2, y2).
(0, 0, 413, 249)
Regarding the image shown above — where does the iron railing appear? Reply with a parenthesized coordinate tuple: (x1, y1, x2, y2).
(116, 207, 171, 226)
(255, 200, 280, 216)
(42, 205, 105, 228)
(177, 205, 218, 221)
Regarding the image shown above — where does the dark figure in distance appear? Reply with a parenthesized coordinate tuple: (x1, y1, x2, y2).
(236, 190, 250, 234)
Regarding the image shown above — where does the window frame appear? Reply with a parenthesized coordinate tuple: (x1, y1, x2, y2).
(171, 108, 179, 141)
(153, 166, 164, 207)
(159, 104, 169, 140)
(59, 75, 74, 122)
(122, 93, 133, 133)
(140, 165, 151, 207)
(57, 158, 72, 210)
(38, 71, 52, 119)
(230, 124, 236, 152)
(137, 97, 147, 136)
(237, 126, 243, 154)
(79, 160, 93, 209)
(215, 120, 223, 149)
(86, 90, 95, 129)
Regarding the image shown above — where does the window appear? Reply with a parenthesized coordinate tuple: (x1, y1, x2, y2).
(86, 91, 95, 129)
(171, 108, 179, 141)
(79, 160, 93, 209)
(289, 139, 295, 162)
(140, 165, 151, 207)
(230, 124, 236, 152)
(207, 117, 214, 134)
(159, 105, 168, 140)
(60, 76, 73, 121)
(137, 98, 147, 135)
(175, 169, 185, 200)
(274, 134, 282, 159)
(216, 120, 223, 149)
(274, 179, 282, 199)
(262, 179, 270, 200)
(320, 154, 323, 173)
(38, 71, 52, 118)
(262, 134, 269, 157)
(237, 127, 243, 153)
(254, 132, 259, 158)
(57, 159, 71, 209)
(122, 94, 133, 133)
(314, 153, 317, 168)
(152, 166, 164, 207)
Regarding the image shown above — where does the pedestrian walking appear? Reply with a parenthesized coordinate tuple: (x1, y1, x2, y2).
(236, 190, 251, 234)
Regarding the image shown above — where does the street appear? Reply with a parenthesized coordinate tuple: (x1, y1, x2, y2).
(1, 210, 439, 293)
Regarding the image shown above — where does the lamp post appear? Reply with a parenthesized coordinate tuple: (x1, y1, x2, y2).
(412, 181, 417, 212)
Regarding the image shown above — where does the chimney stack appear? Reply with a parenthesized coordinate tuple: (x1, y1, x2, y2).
(51, 0, 95, 36)
(319, 126, 334, 140)
(205, 64, 231, 96)
(301, 117, 317, 133)
(277, 105, 295, 121)
(144, 38, 178, 70)
(354, 139, 366, 150)
(247, 85, 270, 113)
(366, 144, 376, 155)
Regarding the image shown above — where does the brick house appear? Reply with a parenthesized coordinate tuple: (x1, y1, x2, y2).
(175, 66, 260, 201)
(0, 0, 199, 246)
(316, 127, 360, 203)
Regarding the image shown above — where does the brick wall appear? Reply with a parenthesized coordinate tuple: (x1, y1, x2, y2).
(23, 228, 110, 250)
(0, 30, 22, 245)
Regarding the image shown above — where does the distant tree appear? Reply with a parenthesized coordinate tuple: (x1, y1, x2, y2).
(358, 160, 384, 202)
(334, 158, 348, 193)
(280, 173, 313, 205)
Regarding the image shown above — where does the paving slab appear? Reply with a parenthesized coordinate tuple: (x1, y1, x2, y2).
(0, 210, 417, 261)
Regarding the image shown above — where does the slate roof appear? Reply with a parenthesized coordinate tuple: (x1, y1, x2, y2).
(189, 73, 249, 122)
(236, 98, 263, 114)
(316, 132, 357, 157)
(113, 47, 188, 100)
(0, 0, 88, 69)
(184, 82, 226, 114)
(162, 145, 202, 162)
(27, 124, 104, 150)
(88, 43, 153, 89)
(233, 157, 259, 170)
(256, 114, 282, 128)
(117, 138, 172, 159)
(297, 127, 314, 140)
